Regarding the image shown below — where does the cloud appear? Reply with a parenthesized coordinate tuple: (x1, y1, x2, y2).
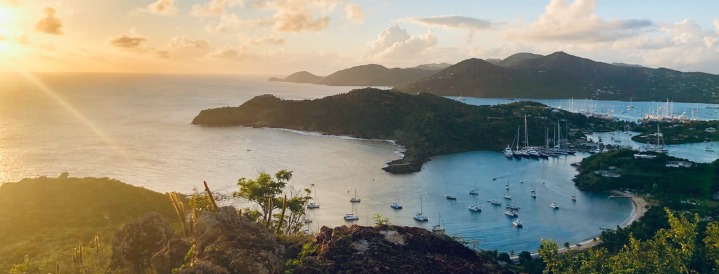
(714, 19, 719, 33)
(165, 37, 212, 59)
(110, 35, 147, 49)
(250, 35, 285, 45)
(345, 3, 363, 23)
(517, 0, 652, 43)
(405, 15, 493, 31)
(147, 0, 179, 16)
(368, 26, 437, 61)
(248, 0, 338, 32)
(35, 7, 63, 35)
(191, 0, 243, 17)
(208, 46, 257, 60)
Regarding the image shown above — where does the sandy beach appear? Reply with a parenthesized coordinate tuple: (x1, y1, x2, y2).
(512, 191, 650, 261)
(559, 191, 649, 253)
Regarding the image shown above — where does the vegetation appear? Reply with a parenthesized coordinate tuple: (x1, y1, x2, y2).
(193, 88, 620, 173)
(573, 149, 716, 198)
(270, 64, 440, 87)
(0, 174, 177, 273)
(234, 170, 313, 235)
(632, 120, 719, 145)
(539, 208, 719, 273)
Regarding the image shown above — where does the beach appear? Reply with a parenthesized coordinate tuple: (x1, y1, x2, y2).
(513, 191, 650, 261)
(560, 191, 649, 253)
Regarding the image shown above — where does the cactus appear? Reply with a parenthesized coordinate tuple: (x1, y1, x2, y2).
(203, 181, 219, 212)
(94, 236, 99, 254)
(266, 197, 273, 228)
(276, 195, 287, 234)
(169, 192, 193, 237)
(56, 262, 60, 274)
(72, 242, 83, 267)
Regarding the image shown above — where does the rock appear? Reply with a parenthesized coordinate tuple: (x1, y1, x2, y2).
(182, 206, 285, 274)
(151, 238, 192, 274)
(294, 225, 503, 274)
(109, 212, 178, 273)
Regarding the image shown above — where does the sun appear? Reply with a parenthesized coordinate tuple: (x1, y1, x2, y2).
(0, 6, 15, 26)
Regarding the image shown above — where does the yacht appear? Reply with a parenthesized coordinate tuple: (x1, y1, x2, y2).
(350, 188, 361, 203)
(513, 218, 523, 228)
(504, 145, 513, 158)
(571, 194, 577, 202)
(307, 184, 320, 209)
(414, 197, 429, 222)
(530, 189, 536, 198)
(504, 209, 518, 217)
(487, 199, 502, 206)
(468, 204, 481, 212)
(445, 195, 457, 200)
(469, 189, 479, 195)
(432, 213, 445, 234)
(343, 213, 359, 221)
(390, 202, 403, 209)
(550, 202, 559, 209)
(503, 193, 512, 199)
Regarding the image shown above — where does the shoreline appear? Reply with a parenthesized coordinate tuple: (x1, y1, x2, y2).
(559, 191, 648, 253)
(513, 191, 649, 261)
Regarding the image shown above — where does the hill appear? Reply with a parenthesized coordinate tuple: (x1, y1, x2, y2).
(268, 64, 438, 87)
(192, 88, 617, 174)
(0, 175, 177, 272)
(402, 51, 719, 103)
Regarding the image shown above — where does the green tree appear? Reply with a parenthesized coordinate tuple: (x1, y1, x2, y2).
(373, 213, 390, 226)
(234, 170, 293, 225)
(274, 184, 312, 234)
(705, 222, 719, 269)
(539, 239, 560, 274)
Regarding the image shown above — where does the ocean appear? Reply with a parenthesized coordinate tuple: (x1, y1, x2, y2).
(4, 72, 710, 252)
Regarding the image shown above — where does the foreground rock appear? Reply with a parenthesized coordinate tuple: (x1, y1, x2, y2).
(180, 206, 285, 274)
(294, 225, 504, 274)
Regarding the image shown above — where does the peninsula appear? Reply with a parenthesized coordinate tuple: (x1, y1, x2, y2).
(192, 88, 617, 173)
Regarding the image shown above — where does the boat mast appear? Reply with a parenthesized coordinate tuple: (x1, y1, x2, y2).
(524, 115, 529, 148)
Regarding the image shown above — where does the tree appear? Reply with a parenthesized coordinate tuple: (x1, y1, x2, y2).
(373, 213, 390, 226)
(234, 170, 293, 225)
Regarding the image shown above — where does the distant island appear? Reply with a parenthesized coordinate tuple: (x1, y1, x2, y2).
(192, 88, 617, 173)
(269, 63, 449, 87)
(272, 51, 719, 103)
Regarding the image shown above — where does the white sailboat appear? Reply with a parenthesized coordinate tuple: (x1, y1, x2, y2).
(468, 193, 481, 212)
(469, 182, 479, 195)
(306, 183, 320, 209)
(350, 188, 361, 203)
(414, 197, 428, 222)
(432, 213, 446, 234)
(513, 217, 523, 228)
(343, 203, 359, 221)
(391, 189, 403, 209)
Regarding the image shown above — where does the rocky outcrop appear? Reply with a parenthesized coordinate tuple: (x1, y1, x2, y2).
(110, 212, 178, 273)
(152, 238, 192, 274)
(180, 206, 285, 274)
(294, 225, 503, 274)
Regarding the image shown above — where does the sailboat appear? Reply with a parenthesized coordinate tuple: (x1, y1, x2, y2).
(391, 190, 403, 209)
(550, 202, 559, 209)
(504, 129, 517, 158)
(530, 181, 536, 198)
(350, 188, 361, 203)
(431, 213, 446, 234)
(571, 192, 577, 202)
(414, 197, 428, 222)
(306, 184, 320, 209)
(643, 124, 668, 153)
(513, 217, 523, 228)
(468, 193, 481, 212)
(343, 203, 359, 221)
(469, 182, 479, 195)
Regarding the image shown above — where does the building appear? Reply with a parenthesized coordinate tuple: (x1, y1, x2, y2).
(665, 161, 692, 168)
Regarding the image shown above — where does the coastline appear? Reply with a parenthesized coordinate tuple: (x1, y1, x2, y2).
(514, 191, 649, 261)
(559, 191, 648, 253)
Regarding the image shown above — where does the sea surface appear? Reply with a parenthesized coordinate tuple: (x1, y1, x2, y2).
(1, 73, 715, 252)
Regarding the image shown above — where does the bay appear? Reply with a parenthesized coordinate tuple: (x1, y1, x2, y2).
(5, 73, 709, 252)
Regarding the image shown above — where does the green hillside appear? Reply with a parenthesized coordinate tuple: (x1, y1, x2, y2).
(192, 88, 618, 173)
(0, 175, 176, 272)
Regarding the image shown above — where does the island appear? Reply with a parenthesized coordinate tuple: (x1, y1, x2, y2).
(192, 88, 618, 174)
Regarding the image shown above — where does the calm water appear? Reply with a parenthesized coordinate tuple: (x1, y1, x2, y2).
(5, 73, 714, 252)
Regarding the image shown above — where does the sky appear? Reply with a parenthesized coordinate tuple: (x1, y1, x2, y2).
(0, 0, 718, 75)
